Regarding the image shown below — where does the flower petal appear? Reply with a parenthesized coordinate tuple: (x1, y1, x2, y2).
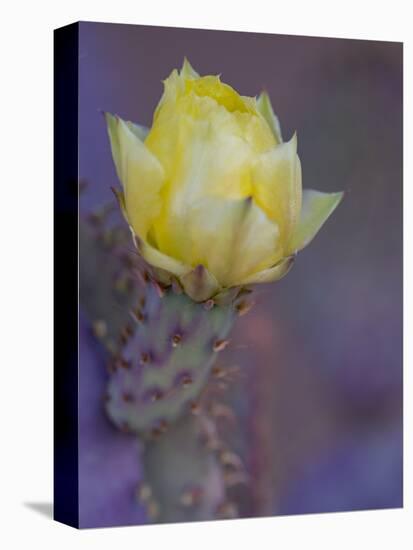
(185, 75, 256, 114)
(124, 120, 149, 142)
(153, 69, 182, 121)
(172, 197, 257, 286)
(257, 91, 283, 144)
(237, 255, 295, 285)
(225, 197, 282, 286)
(180, 57, 200, 80)
(289, 189, 344, 252)
(252, 134, 302, 249)
(148, 93, 258, 194)
(139, 238, 192, 278)
(149, 192, 279, 289)
(105, 112, 165, 238)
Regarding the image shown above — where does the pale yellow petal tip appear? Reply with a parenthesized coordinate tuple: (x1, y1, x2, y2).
(105, 112, 130, 137)
(105, 109, 148, 142)
(104, 111, 118, 134)
(290, 131, 298, 149)
(316, 190, 344, 218)
(104, 111, 125, 186)
(257, 91, 283, 143)
(161, 68, 180, 91)
(330, 190, 344, 207)
(281, 131, 298, 156)
(290, 189, 344, 253)
(180, 57, 199, 80)
(257, 91, 272, 116)
(104, 110, 113, 123)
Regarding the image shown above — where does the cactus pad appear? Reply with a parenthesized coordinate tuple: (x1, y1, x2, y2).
(105, 282, 236, 436)
(139, 414, 226, 523)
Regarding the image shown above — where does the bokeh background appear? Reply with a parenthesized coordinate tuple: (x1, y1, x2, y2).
(78, 22, 402, 526)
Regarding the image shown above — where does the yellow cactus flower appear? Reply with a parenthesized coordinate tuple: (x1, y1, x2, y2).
(105, 59, 343, 302)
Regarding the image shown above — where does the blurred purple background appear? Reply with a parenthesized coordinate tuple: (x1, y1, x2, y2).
(78, 22, 402, 523)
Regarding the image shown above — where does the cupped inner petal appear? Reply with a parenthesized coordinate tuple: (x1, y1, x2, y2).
(225, 198, 282, 287)
(154, 195, 280, 288)
(252, 134, 302, 252)
(289, 189, 344, 253)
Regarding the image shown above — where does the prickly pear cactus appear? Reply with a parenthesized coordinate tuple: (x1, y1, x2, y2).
(105, 282, 235, 436)
(79, 208, 250, 524)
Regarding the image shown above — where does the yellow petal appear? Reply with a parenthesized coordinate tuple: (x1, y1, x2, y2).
(257, 91, 283, 144)
(141, 237, 220, 302)
(289, 189, 344, 252)
(147, 91, 271, 199)
(153, 68, 182, 121)
(152, 194, 279, 288)
(226, 197, 281, 286)
(139, 238, 192, 278)
(185, 75, 255, 114)
(167, 197, 256, 285)
(147, 103, 256, 261)
(105, 112, 165, 239)
(180, 57, 199, 80)
(237, 255, 295, 285)
(124, 120, 149, 141)
(252, 134, 302, 248)
(236, 107, 277, 153)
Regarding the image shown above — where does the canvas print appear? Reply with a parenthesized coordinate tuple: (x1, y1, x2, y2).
(54, 22, 402, 528)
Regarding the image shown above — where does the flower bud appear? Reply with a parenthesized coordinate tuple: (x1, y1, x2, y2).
(106, 59, 343, 301)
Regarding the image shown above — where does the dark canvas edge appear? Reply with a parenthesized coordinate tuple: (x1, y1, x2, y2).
(53, 22, 80, 529)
